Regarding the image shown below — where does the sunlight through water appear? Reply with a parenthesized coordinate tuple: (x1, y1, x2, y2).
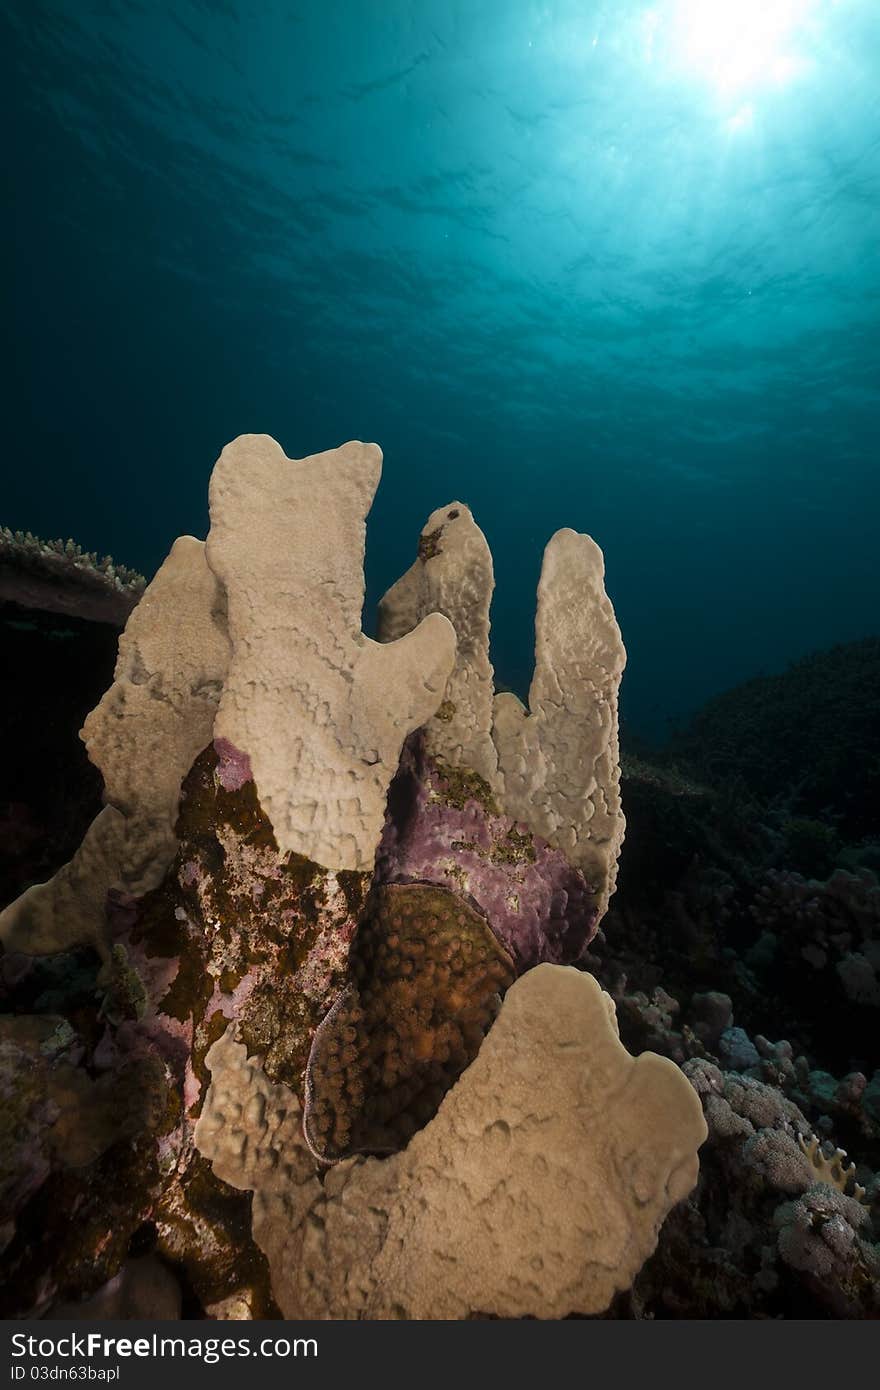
(668, 0, 820, 93)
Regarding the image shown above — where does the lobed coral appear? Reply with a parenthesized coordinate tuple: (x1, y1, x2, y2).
(197, 965, 707, 1320)
(0, 432, 700, 1321)
(207, 436, 455, 873)
(379, 505, 626, 923)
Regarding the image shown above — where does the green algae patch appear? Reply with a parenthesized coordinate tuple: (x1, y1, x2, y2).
(431, 758, 500, 817)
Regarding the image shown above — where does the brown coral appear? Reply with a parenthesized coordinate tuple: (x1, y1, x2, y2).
(303, 882, 514, 1161)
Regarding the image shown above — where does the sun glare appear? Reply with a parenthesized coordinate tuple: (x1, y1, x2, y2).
(668, 0, 818, 94)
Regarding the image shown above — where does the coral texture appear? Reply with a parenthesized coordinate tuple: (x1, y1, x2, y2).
(492, 529, 626, 919)
(675, 1055, 880, 1317)
(206, 435, 456, 872)
(197, 964, 706, 1319)
(381, 510, 626, 922)
(0, 537, 228, 957)
(303, 881, 514, 1161)
(378, 502, 497, 781)
(0, 435, 646, 1320)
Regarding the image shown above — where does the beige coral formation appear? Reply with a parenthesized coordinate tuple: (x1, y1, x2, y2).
(379, 510, 626, 919)
(798, 1133, 867, 1204)
(206, 435, 456, 872)
(1, 436, 460, 953)
(0, 537, 229, 957)
(196, 964, 706, 1319)
(378, 502, 497, 782)
(493, 529, 626, 918)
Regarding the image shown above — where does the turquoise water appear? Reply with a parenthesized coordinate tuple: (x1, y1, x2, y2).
(3, 1, 878, 739)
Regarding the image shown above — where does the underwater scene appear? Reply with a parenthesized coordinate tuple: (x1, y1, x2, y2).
(1, 0, 879, 1322)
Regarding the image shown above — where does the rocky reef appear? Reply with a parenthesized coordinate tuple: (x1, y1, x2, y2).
(1, 436, 876, 1320)
(0, 526, 144, 628)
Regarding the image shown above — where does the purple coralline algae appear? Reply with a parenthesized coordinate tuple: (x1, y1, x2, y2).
(213, 737, 253, 794)
(376, 733, 598, 972)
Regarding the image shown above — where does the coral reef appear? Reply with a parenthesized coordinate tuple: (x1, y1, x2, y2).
(207, 435, 455, 872)
(677, 1057, 879, 1318)
(752, 866, 880, 1010)
(13, 437, 874, 1320)
(667, 637, 880, 841)
(575, 960, 880, 1318)
(1, 434, 650, 1321)
(196, 965, 706, 1319)
(380, 505, 626, 922)
(0, 526, 144, 627)
(0, 537, 229, 958)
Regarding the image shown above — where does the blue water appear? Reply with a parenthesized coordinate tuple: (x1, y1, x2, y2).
(3, 1, 879, 741)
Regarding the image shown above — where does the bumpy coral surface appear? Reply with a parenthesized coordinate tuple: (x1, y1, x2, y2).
(206, 435, 456, 872)
(378, 502, 498, 781)
(0, 536, 229, 958)
(666, 1055, 880, 1318)
(0, 434, 656, 1320)
(381, 508, 627, 924)
(304, 881, 514, 1161)
(492, 529, 626, 920)
(197, 965, 707, 1320)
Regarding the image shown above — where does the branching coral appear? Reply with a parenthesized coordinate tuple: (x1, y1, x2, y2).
(797, 1133, 867, 1204)
(380, 504, 627, 923)
(206, 436, 456, 873)
(0, 433, 697, 1323)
